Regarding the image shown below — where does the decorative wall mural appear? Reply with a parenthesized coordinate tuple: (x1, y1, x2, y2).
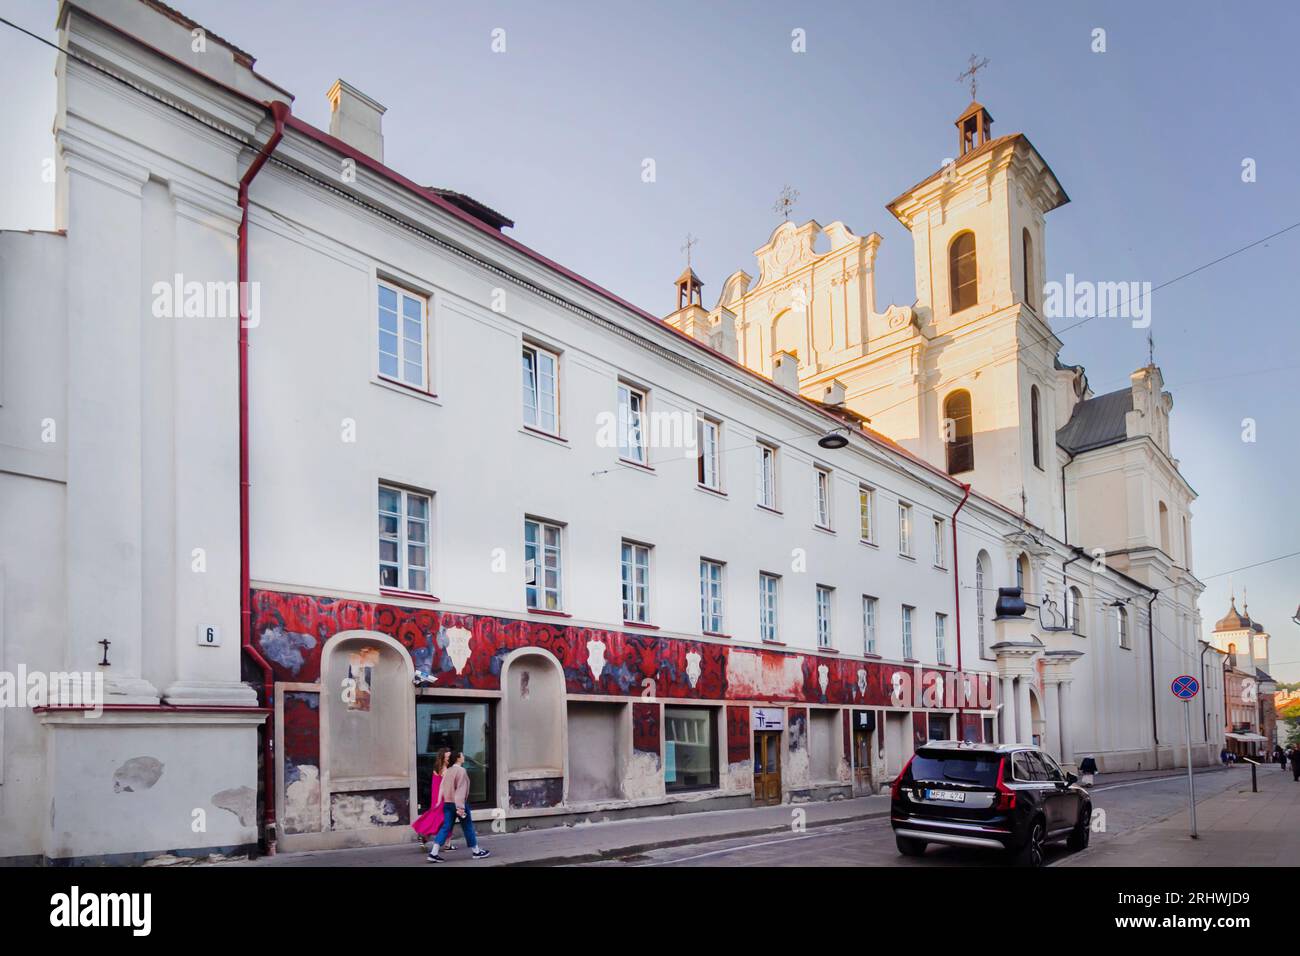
(726, 706, 751, 765)
(251, 589, 993, 711)
(586, 638, 607, 681)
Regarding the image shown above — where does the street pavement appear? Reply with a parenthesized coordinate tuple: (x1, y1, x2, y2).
(584, 766, 1250, 867)
(231, 764, 1258, 868)
(1061, 759, 1300, 867)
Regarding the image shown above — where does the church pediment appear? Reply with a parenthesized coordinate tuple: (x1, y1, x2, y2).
(754, 219, 823, 289)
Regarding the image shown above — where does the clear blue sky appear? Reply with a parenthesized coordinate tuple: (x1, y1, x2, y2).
(3, 0, 1297, 680)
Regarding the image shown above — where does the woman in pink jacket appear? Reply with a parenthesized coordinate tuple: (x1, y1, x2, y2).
(411, 749, 456, 851)
(427, 750, 490, 861)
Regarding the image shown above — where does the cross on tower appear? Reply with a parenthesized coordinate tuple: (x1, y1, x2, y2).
(773, 185, 799, 221)
(681, 232, 697, 269)
(957, 54, 990, 99)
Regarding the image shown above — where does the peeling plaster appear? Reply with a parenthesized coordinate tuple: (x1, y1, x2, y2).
(726, 759, 754, 793)
(283, 763, 321, 834)
(212, 786, 256, 828)
(113, 756, 163, 793)
(330, 791, 405, 830)
(727, 650, 804, 699)
(622, 750, 664, 801)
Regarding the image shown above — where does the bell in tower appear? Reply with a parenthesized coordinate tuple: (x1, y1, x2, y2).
(675, 265, 703, 311)
(955, 101, 994, 156)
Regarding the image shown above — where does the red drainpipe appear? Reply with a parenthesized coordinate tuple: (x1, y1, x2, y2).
(238, 99, 290, 854)
(951, 483, 972, 733)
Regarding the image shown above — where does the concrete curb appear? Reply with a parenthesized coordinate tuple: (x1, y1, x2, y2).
(496, 808, 892, 867)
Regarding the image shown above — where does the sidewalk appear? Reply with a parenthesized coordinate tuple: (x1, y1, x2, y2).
(229, 765, 1237, 868)
(240, 793, 891, 867)
(1063, 763, 1300, 866)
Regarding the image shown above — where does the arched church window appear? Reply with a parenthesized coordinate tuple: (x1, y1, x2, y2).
(1069, 586, 1084, 635)
(1030, 385, 1043, 470)
(1022, 228, 1035, 310)
(1016, 552, 1029, 593)
(948, 231, 978, 313)
(1158, 501, 1171, 554)
(943, 389, 974, 474)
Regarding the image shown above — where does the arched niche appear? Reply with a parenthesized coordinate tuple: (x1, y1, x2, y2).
(318, 630, 417, 830)
(499, 647, 567, 810)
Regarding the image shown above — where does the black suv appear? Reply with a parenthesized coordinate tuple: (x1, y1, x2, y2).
(890, 741, 1092, 866)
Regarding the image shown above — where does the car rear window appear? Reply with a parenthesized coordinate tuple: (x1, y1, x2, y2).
(906, 753, 1001, 787)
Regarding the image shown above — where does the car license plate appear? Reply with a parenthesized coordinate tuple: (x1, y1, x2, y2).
(926, 788, 966, 803)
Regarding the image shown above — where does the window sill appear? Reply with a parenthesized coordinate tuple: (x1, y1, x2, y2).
(813, 524, 836, 536)
(520, 425, 568, 447)
(702, 631, 731, 640)
(618, 457, 655, 474)
(862, 652, 882, 660)
(761, 639, 787, 647)
(373, 376, 440, 404)
(623, 620, 659, 631)
(902, 658, 920, 664)
(379, 588, 440, 603)
(696, 484, 727, 499)
(898, 553, 916, 562)
(932, 564, 949, 572)
(859, 538, 878, 549)
(756, 503, 783, 516)
(817, 646, 840, 654)
(526, 607, 572, 618)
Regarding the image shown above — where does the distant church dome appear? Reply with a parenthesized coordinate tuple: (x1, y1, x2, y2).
(1213, 598, 1252, 633)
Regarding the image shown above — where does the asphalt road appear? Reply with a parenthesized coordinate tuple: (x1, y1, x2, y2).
(582, 768, 1244, 867)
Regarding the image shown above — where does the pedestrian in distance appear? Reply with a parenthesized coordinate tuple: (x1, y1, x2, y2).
(411, 748, 456, 852)
(1290, 747, 1300, 782)
(1220, 747, 1230, 766)
(427, 750, 491, 862)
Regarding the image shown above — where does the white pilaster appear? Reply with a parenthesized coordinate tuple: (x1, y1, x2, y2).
(60, 130, 159, 703)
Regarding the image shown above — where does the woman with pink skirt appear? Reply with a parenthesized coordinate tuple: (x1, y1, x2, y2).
(411, 748, 456, 851)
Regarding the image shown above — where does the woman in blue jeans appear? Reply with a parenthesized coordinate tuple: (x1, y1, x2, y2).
(427, 750, 490, 862)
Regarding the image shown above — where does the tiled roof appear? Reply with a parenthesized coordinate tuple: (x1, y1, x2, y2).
(1056, 387, 1132, 454)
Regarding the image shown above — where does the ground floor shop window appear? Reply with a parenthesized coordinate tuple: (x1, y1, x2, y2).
(416, 698, 494, 812)
(928, 713, 951, 741)
(664, 705, 718, 792)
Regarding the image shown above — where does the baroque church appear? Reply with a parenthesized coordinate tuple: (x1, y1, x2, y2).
(668, 100, 1209, 768)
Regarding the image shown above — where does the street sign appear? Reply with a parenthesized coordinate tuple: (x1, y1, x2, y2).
(1170, 674, 1200, 838)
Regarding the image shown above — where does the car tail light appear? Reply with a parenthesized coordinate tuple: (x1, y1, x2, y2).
(890, 755, 916, 800)
(994, 756, 1016, 811)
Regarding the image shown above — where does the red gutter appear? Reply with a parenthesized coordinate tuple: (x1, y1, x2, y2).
(238, 99, 289, 855)
(951, 482, 972, 729)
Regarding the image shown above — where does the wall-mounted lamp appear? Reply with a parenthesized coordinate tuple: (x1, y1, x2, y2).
(817, 427, 849, 450)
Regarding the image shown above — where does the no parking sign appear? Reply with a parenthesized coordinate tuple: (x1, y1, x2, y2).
(1170, 674, 1200, 837)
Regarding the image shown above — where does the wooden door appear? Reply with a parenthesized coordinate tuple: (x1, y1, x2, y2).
(753, 731, 782, 805)
(853, 729, 873, 789)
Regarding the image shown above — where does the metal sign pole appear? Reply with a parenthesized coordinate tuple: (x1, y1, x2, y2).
(1185, 700, 1197, 839)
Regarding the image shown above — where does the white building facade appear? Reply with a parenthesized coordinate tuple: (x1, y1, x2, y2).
(0, 0, 1219, 863)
